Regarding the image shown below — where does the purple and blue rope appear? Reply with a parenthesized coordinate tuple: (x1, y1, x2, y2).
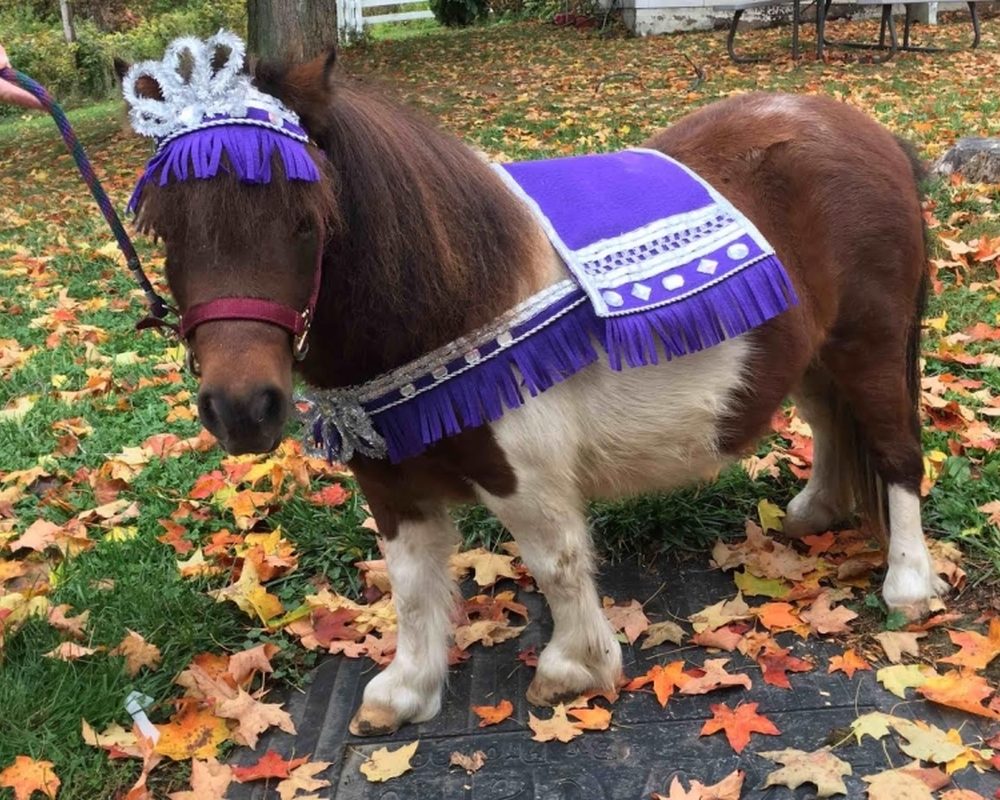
(0, 66, 172, 320)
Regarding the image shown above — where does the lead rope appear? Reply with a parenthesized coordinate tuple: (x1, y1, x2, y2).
(0, 67, 176, 329)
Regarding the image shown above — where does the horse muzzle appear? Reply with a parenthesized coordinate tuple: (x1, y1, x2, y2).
(197, 383, 289, 455)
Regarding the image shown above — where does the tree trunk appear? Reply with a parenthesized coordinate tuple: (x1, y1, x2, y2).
(59, 0, 76, 43)
(247, 0, 339, 61)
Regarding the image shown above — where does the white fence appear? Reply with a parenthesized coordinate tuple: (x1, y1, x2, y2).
(336, 0, 434, 40)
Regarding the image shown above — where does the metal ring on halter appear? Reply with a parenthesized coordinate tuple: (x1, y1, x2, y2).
(185, 346, 202, 376)
(293, 310, 312, 361)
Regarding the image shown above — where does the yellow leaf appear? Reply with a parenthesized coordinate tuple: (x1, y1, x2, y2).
(757, 499, 785, 533)
(210, 559, 284, 624)
(0, 756, 60, 800)
(0, 396, 36, 424)
(359, 741, 419, 783)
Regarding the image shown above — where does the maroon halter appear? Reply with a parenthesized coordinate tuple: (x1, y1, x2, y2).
(175, 247, 324, 373)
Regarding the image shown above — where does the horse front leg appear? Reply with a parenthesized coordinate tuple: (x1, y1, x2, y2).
(349, 504, 457, 736)
(478, 480, 623, 706)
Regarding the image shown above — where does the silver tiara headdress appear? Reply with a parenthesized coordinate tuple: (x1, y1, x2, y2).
(122, 31, 321, 212)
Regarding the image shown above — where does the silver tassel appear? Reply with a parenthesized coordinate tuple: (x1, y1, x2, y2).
(310, 392, 387, 463)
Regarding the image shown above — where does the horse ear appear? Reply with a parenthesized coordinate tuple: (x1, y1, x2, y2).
(113, 57, 131, 82)
(254, 48, 336, 140)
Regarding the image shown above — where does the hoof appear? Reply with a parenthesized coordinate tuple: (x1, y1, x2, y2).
(883, 570, 949, 620)
(526, 668, 622, 708)
(349, 703, 401, 737)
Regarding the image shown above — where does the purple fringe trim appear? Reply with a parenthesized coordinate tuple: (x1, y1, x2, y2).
(128, 125, 320, 213)
(362, 255, 795, 463)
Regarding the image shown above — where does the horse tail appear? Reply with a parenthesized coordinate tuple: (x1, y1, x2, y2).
(829, 137, 927, 540)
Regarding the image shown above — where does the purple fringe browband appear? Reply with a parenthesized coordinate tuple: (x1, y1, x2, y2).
(128, 124, 321, 213)
(315, 254, 795, 464)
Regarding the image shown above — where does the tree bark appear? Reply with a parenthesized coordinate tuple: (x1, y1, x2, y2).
(247, 0, 339, 61)
(59, 0, 76, 44)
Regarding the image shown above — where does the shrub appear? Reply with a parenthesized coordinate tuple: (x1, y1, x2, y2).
(429, 0, 489, 26)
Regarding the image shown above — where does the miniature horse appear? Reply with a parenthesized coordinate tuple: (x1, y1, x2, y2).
(125, 53, 942, 736)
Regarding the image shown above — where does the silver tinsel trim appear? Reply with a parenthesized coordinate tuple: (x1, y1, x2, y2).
(311, 392, 387, 463)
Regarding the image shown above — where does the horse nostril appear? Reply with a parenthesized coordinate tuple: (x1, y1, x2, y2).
(198, 390, 221, 431)
(249, 386, 285, 425)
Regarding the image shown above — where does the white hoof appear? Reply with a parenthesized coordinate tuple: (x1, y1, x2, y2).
(351, 665, 443, 735)
(784, 489, 845, 539)
(882, 563, 947, 619)
(527, 637, 622, 707)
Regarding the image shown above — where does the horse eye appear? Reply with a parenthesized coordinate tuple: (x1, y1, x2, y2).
(295, 218, 313, 238)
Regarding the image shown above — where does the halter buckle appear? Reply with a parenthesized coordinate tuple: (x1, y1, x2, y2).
(293, 309, 312, 361)
(185, 345, 202, 376)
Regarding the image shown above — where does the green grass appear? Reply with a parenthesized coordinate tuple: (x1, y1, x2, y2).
(1, 15, 999, 798)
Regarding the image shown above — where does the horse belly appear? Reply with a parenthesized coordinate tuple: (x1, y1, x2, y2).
(488, 336, 752, 500)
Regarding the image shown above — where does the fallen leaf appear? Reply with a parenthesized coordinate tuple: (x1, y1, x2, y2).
(800, 592, 857, 635)
(566, 705, 612, 731)
(891, 717, 966, 763)
(679, 658, 751, 695)
(232, 751, 308, 782)
(758, 498, 785, 532)
(758, 646, 813, 689)
(760, 747, 852, 797)
(640, 620, 686, 649)
(875, 631, 925, 663)
(877, 664, 932, 698)
(472, 699, 514, 727)
(44, 642, 100, 661)
(603, 598, 651, 644)
(528, 705, 583, 743)
(652, 769, 745, 800)
(215, 688, 296, 748)
(210, 559, 284, 624)
(863, 768, 933, 800)
(47, 604, 90, 639)
(917, 670, 1000, 719)
(453, 619, 525, 650)
(154, 703, 232, 761)
(828, 648, 871, 679)
(699, 702, 780, 753)
(167, 758, 234, 800)
(450, 547, 518, 587)
(0, 756, 60, 800)
(756, 602, 805, 633)
(938, 619, 1000, 671)
(689, 593, 751, 633)
(448, 751, 486, 774)
(625, 661, 690, 706)
(110, 630, 162, 676)
(359, 740, 419, 783)
(276, 761, 333, 800)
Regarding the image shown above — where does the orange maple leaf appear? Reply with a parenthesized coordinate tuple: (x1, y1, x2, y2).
(472, 699, 514, 727)
(231, 750, 309, 782)
(700, 702, 780, 753)
(756, 602, 804, 633)
(827, 648, 871, 679)
(625, 661, 690, 707)
(917, 670, 1000, 720)
(566, 705, 612, 731)
(0, 756, 60, 800)
(938, 619, 1000, 671)
(758, 646, 814, 689)
(154, 703, 232, 761)
(678, 658, 752, 695)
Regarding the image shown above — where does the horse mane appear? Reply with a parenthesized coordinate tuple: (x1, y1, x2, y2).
(256, 62, 544, 387)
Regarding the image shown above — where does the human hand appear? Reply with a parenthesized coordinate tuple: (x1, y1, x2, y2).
(0, 45, 44, 110)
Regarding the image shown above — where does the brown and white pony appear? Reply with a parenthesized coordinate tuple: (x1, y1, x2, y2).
(124, 53, 943, 736)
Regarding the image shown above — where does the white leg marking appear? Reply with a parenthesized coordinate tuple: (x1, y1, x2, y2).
(881, 484, 946, 612)
(351, 508, 457, 734)
(478, 479, 622, 706)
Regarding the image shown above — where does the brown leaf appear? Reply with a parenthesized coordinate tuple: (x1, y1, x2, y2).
(651, 770, 745, 800)
(875, 631, 925, 663)
(678, 658, 751, 695)
(449, 751, 486, 774)
(110, 630, 162, 676)
(528, 705, 583, 743)
(640, 619, 686, 649)
(47, 604, 90, 639)
(603, 598, 650, 644)
(167, 758, 234, 800)
(214, 688, 296, 748)
(44, 642, 101, 661)
(863, 769, 933, 800)
(800, 592, 857, 635)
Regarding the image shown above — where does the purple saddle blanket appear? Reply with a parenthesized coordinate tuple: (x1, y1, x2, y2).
(309, 149, 797, 464)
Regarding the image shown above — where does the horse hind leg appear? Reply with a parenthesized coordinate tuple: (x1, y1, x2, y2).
(477, 478, 623, 706)
(822, 340, 946, 617)
(784, 368, 857, 538)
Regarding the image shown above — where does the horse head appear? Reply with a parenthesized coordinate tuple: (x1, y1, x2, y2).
(118, 32, 338, 455)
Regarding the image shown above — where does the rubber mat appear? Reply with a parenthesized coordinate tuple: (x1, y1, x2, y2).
(229, 558, 998, 799)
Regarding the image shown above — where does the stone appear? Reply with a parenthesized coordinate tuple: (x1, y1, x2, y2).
(932, 138, 1000, 184)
